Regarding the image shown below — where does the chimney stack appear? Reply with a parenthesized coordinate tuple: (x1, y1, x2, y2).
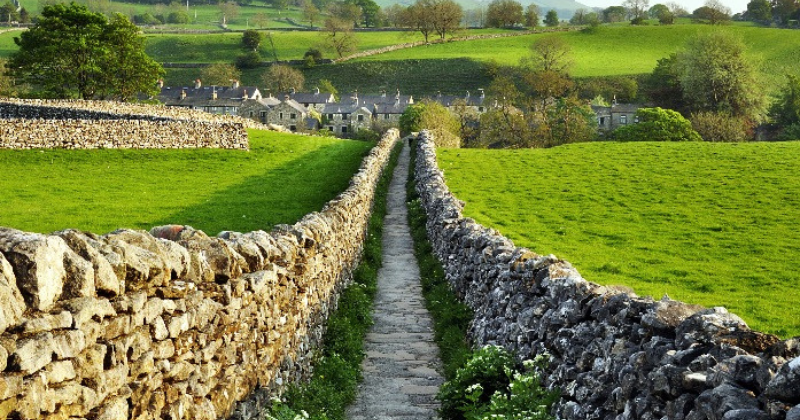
(243, 89, 248, 100)
(232, 80, 240, 89)
(157, 79, 164, 89)
(180, 89, 187, 100)
(479, 88, 485, 98)
(212, 87, 217, 100)
(194, 79, 202, 89)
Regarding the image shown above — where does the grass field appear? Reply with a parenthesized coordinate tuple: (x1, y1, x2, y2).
(0, 130, 373, 235)
(437, 141, 800, 338)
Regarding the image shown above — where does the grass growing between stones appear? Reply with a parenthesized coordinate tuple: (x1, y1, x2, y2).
(0, 130, 373, 235)
(266, 141, 402, 420)
(406, 142, 473, 380)
(437, 141, 800, 338)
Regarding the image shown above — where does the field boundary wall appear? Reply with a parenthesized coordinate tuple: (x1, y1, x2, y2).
(413, 131, 800, 420)
(0, 129, 399, 420)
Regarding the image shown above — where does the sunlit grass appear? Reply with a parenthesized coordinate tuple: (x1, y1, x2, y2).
(0, 130, 373, 235)
(438, 141, 800, 337)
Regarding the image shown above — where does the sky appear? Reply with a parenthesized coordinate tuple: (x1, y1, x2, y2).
(576, 0, 749, 15)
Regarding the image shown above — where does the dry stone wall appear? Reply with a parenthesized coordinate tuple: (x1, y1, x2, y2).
(413, 131, 800, 420)
(0, 129, 399, 420)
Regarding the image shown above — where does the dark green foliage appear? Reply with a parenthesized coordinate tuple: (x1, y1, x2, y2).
(643, 53, 683, 111)
(613, 107, 701, 141)
(577, 76, 638, 102)
(771, 74, 800, 127)
(544, 9, 559, 26)
(690, 111, 751, 142)
(0, 2, 18, 22)
(242, 29, 263, 51)
(399, 100, 461, 146)
(439, 345, 516, 420)
(267, 142, 402, 420)
(167, 11, 190, 24)
(745, 0, 772, 23)
(133, 12, 163, 25)
(8, 3, 163, 100)
(235, 51, 262, 69)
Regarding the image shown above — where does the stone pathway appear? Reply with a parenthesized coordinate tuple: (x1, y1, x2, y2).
(346, 143, 445, 420)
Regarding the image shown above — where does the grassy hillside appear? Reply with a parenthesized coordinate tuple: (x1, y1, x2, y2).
(437, 141, 800, 338)
(0, 130, 373, 235)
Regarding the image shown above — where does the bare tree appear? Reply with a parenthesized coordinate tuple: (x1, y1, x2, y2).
(303, 2, 320, 28)
(322, 17, 359, 58)
(524, 36, 572, 74)
(262, 64, 304, 93)
(430, 0, 463, 40)
(623, 0, 650, 19)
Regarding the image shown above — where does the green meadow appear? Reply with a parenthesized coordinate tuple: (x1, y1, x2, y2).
(437, 142, 800, 338)
(0, 130, 373, 235)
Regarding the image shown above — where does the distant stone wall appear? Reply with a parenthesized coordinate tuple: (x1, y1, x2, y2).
(0, 129, 399, 420)
(413, 131, 800, 420)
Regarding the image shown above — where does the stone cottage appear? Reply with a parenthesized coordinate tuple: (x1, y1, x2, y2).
(157, 80, 262, 116)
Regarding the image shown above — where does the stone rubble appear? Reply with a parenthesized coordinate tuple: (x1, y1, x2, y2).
(412, 130, 800, 420)
(0, 129, 399, 420)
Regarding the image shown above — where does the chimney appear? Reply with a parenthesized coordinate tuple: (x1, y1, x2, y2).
(232, 80, 239, 89)
(157, 79, 164, 89)
(212, 87, 217, 100)
(479, 88, 485, 98)
(284, 94, 290, 101)
(381, 90, 386, 98)
(315, 87, 320, 95)
(290, 87, 296, 94)
(395, 89, 400, 101)
(180, 89, 187, 100)
(194, 79, 202, 89)
(465, 91, 470, 98)
(408, 96, 414, 104)
(243, 89, 248, 100)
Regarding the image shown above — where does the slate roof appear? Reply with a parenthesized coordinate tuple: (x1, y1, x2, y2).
(158, 84, 262, 108)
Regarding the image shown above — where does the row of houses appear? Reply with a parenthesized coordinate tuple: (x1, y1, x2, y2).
(155, 80, 641, 134)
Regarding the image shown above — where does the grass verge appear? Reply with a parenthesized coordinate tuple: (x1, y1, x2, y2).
(405, 140, 473, 380)
(266, 140, 402, 420)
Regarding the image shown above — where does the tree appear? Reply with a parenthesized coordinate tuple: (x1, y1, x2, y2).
(643, 53, 684, 111)
(745, 0, 772, 22)
(613, 107, 702, 141)
(623, 0, 650, 19)
(322, 17, 359, 58)
(219, 2, 239, 25)
(691, 111, 750, 142)
(524, 4, 539, 27)
(666, 1, 689, 16)
(328, 1, 362, 27)
(0, 59, 21, 97)
(486, 0, 523, 28)
(602, 5, 627, 22)
(262, 64, 304, 93)
(201, 63, 242, 86)
(677, 31, 765, 120)
(242, 29, 263, 51)
(692, 0, 730, 24)
(8, 4, 163, 100)
(0, 2, 18, 23)
(403, 0, 435, 42)
(570, 8, 598, 25)
(399, 100, 461, 147)
(167, 11, 189, 24)
(430, 0, 463, 40)
(384, 4, 405, 27)
(348, 0, 381, 27)
(303, 2, 320, 27)
(252, 12, 269, 28)
(771, 74, 800, 127)
(544, 9, 559, 26)
(525, 36, 572, 74)
(649, 3, 669, 18)
(773, 0, 799, 25)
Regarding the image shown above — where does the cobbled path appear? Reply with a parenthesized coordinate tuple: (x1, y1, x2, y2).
(346, 143, 445, 420)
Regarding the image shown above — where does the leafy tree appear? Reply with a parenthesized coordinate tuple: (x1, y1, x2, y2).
(18, 7, 29, 23)
(322, 17, 359, 58)
(543, 9, 559, 26)
(623, 0, 650, 20)
(524, 3, 539, 27)
(486, 0, 523, 28)
(133, 12, 162, 25)
(219, 2, 239, 25)
(692, 0, 730, 24)
(666, 1, 689, 16)
(602, 5, 627, 22)
(643, 53, 684, 111)
(691, 111, 750, 142)
(8, 3, 163, 100)
(242, 29, 263, 51)
(347, 0, 381, 27)
(200, 62, 242, 86)
(773, 0, 800, 25)
(677, 31, 765, 120)
(252, 11, 269, 28)
(613, 107, 702, 141)
(1, 2, 18, 23)
(235, 51, 262, 69)
(399, 100, 461, 147)
(771, 74, 800, 127)
(577, 76, 638, 102)
(745, 0, 772, 22)
(0, 59, 22, 97)
(328, 1, 362, 27)
(430, 0, 463, 40)
(384, 4, 405, 27)
(649, 3, 669, 18)
(262, 64, 304, 93)
(403, 0, 435, 42)
(525, 36, 572, 74)
(303, 2, 320, 27)
(167, 11, 189, 24)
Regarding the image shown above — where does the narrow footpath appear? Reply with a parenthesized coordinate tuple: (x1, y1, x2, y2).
(346, 143, 445, 420)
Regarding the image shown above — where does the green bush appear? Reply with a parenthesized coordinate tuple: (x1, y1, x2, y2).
(438, 345, 558, 420)
(235, 51, 262, 69)
(613, 107, 701, 142)
(167, 11, 189, 24)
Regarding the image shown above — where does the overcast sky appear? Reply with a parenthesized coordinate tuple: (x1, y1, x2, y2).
(577, 0, 749, 15)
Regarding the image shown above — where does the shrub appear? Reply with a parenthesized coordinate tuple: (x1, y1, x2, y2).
(613, 107, 701, 142)
(235, 51, 262, 70)
(438, 346, 558, 420)
(691, 111, 750, 142)
(167, 11, 189, 24)
(399, 100, 461, 147)
(778, 123, 800, 140)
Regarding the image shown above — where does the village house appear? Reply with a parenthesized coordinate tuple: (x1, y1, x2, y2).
(156, 80, 262, 116)
(427, 89, 489, 115)
(264, 96, 316, 132)
(281, 88, 337, 112)
(592, 102, 641, 132)
(320, 101, 373, 135)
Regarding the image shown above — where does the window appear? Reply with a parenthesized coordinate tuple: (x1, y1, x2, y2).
(328, 113, 334, 120)
(478, 106, 485, 112)
(620, 115, 627, 125)
(342, 126, 348, 133)
(634, 115, 639, 123)
(279, 112, 284, 120)
(290, 113, 296, 120)
(384, 114, 389, 120)
(357, 114, 364, 122)
(290, 125, 297, 131)
(343, 113, 350, 120)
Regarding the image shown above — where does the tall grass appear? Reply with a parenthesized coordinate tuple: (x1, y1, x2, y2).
(0, 130, 373, 235)
(438, 141, 800, 338)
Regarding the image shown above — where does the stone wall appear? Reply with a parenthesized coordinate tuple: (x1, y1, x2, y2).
(0, 129, 399, 420)
(412, 131, 800, 420)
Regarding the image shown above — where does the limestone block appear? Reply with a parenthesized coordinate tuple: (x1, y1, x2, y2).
(73, 343, 106, 380)
(104, 239, 169, 292)
(85, 364, 129, 403)
(0, 397, 16, 419)
(21, 311, 73, 334)
(53, 329, 87, 359)
(142, 298, 163, 325)
(153, 316, 169, 341)
(9, 332, 55, 374)
(53, 231, 120, 297)
(155, 238, 190, 279)
(0, 229, 69, 311)
(0, 252, 25, 334)
(152, 339, 175, 359)
(62, 248, 96, 299)
(64, 296, 116, 329)
(130, 350, 155, 379)
(96, 395, 129, 420)
(102, 315, 131, 341)
(16, 373, 47, 419)
(45, 360, 77, 384)
(0, 373, 24, 400)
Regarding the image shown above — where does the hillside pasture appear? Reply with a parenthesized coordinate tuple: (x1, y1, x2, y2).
(0, 130, 373, 235)
(437, 141, 800, 338)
